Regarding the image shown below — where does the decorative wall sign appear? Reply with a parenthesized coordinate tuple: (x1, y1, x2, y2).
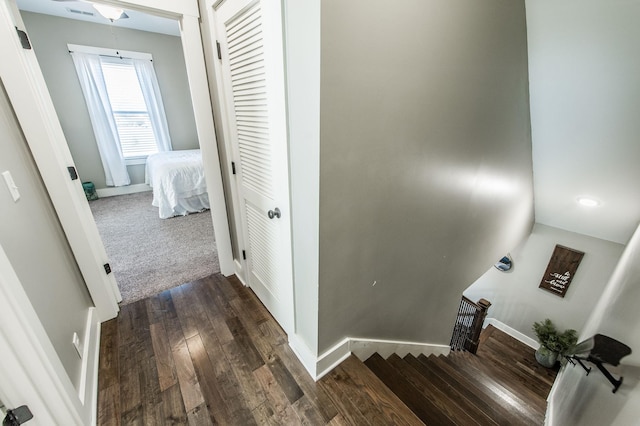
(538, 245, 584, 298)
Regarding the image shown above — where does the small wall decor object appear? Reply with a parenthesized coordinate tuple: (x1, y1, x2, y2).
(538, 245, 584, 298)
(494, 254, 512, 272)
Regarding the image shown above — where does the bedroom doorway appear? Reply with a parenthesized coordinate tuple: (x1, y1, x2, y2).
(10, 2, 233, 310)
(17, 4, 212, 305)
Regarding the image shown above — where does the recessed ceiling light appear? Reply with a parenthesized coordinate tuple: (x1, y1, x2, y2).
(577, 197, 600, 207)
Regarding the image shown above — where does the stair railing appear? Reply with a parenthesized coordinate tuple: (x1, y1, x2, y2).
(450, 296, 491, 354)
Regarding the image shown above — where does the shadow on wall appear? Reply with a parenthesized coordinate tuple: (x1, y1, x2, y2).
(550, 364, 640, 425)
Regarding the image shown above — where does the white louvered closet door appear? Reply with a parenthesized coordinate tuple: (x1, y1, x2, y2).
(213, 0, 294, 334)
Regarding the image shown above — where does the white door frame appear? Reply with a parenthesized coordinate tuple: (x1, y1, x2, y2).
(0, 242, 86, 425)
(1, 0, 235, 321)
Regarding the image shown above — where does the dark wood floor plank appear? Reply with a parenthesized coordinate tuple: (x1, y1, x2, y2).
(226, 316, 265, 371)
(197, 317, 257, 425)
(171, 284, 201, 341)
(253, 364, 292, 417)
(266, 353, 304, 404)
(146, 294, 165, 326)
(186, 334, 234, 425)
(222, 339, 267, 411)
(187, 403, 214, 426)
(273, 343, 339, 423)
(149, 322, 178, 392)
(158, 290, 186, 352)
(161, 384, 188, 425)
(98, 319, 119, 392)
(117, 304, 141, 414)
(251, 402, 280, 426)
(192, 280, 234, 344)
(139, 356, 164, 425)
(317, 369, 371, 426)
(97, 385, 120, 426)
(292, 395, 326, 426)
(120, 405, 143, 426)
(173, 339, 205, 413)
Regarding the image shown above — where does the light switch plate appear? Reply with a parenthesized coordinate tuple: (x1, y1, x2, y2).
(2, 171, 20, 202)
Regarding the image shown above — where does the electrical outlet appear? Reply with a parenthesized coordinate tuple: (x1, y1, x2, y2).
(72, 332, 83, 359)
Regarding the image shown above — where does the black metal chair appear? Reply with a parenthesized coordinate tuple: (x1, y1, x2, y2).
(567, 334, 632, 393)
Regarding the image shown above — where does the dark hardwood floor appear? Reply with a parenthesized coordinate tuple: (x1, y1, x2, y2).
(97, 273, 418, 425)
(98, 274, 557, 425)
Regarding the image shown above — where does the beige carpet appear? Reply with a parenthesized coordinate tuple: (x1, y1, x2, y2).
(89, 191, 220, 305)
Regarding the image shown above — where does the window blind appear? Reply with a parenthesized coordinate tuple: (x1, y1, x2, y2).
(101, 59, 158, 158)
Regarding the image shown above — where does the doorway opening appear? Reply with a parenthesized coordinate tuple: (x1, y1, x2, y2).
(17, 3, 221, 305)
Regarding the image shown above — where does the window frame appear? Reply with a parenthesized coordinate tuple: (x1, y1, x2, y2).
(67, 44, 158, 164)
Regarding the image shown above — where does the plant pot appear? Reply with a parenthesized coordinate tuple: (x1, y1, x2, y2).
(535, 346, 559, 368)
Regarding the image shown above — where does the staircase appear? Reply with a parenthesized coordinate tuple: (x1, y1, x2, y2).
(320, 325, 557, 425)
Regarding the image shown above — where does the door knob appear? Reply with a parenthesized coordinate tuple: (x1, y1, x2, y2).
(267, 208, 281, 219)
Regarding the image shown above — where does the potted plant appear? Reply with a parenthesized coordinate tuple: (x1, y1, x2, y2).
(532, 319, 578, 368)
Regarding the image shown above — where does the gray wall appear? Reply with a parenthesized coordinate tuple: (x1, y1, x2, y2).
(0, 81, 93, 389)
(547, 223, 640, 425)
(21, 12, 199, 189)
(464, 223, 624, 340)
(318, 0, 534, 352)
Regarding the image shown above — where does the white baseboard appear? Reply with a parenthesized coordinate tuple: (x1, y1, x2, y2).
(349, 338, 451, 361)
(309, 337, 451, 382)
(484, 317, 539, 349)
(288, 334, 320, 379)
(95, 183, 151, 198)
(316, 338, 350, 380)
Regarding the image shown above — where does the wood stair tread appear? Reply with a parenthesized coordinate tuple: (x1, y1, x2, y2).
(365, 353, 456, 426)
(319, 355, 423, 426)
(357, 326, 555, 426)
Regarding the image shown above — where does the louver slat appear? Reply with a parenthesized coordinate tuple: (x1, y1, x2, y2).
(225, 2, 273, 200)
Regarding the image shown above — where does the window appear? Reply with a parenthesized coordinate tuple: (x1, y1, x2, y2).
(70, 44, 172, 186)
(101, 58, 158, 159)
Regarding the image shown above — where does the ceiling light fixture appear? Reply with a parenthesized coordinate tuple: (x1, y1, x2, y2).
(93, 3, 125, 21)
(577, 197, 600, 207)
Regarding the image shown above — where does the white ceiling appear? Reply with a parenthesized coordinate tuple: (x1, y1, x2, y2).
(16, 0, 640, 246)
(16, 0, 179, 36)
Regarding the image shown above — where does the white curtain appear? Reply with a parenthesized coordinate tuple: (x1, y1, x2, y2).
(132, 58, 172, 152)
(70, 52, 131, 187)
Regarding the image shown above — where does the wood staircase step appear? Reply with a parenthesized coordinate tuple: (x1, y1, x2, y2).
(365, 353, 456, 426)
(403, 354, 500, 426)
(448, 350, 548, 412)
(318, 355, 422, 426)
(419, 354, 531, 426)
(439, 353, 545, 424)
(385, 354, 480, 426)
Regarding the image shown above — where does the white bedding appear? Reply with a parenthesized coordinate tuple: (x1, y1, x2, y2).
(145, 149, 210, 219)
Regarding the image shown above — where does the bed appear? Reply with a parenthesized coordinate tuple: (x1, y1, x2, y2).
(145, 149, 209, 219)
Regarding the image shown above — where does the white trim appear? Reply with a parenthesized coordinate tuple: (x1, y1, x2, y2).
(484, 317, 539, 349)
(349, 337, 451, 361)
(315, 338, 350, 380)
(124, 157, 148, 166)
(288, 334, 320, 379)
(178, 13, 235, 276)
(0, 241, 85, 424)
(95, 183, 151, 198)
(1, 0, 121, 320)
(289, 335, 452, 382)
(67, 44, 152, 61)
